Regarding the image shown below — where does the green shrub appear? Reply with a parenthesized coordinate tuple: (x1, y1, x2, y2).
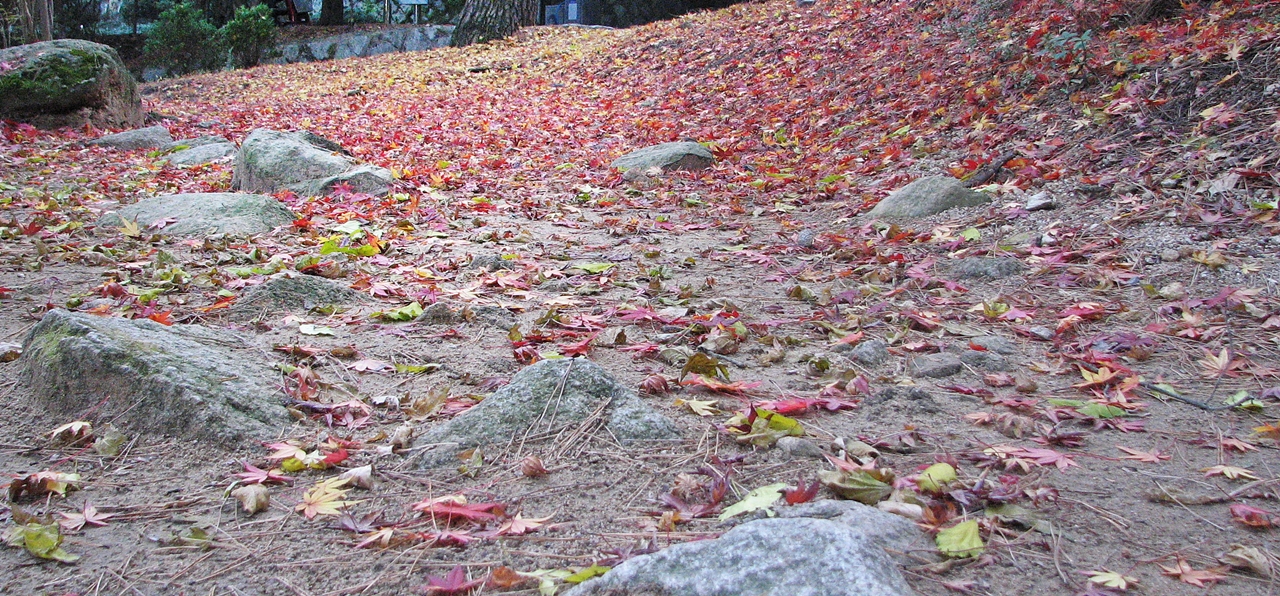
(144, 1, 224, 77)
(220, 4, 277, 69)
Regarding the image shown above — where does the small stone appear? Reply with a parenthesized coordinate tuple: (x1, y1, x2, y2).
(776, 436, 825, 459)
(960, 350, 1010, 371)
(850, 339, 890, 366)
(166, 142, 237, 166)
(1160, 249, 1181, 262)
(910, 353, 963, 378)
(468, 254, 516, 271)
(969, 335, 1016, 355)
(1024, 192, 1055, 211)
(417, 301, 460, 325)
(869, 386, 940, 414)
(796, 229, 817, 248)
(1158, 282, 1187, 301)
(1027, 326, 1055, 341)
(945, 257, 1026, 280)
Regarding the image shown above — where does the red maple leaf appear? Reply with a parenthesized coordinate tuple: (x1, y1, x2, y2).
(782, 477, 820, 505)
(233, 462, 294, 485)
(412, 497, 505, 523)
(422, 565, 483, 595)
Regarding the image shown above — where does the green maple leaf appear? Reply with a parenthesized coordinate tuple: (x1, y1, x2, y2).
(936, 520, 983, 558)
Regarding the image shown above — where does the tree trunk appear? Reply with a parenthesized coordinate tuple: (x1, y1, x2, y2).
(450, 0, 537, 48)
(33, 0, 53, 40)
(319, 0, 344, 25)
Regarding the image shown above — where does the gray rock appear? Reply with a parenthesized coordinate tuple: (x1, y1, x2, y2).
(1027, 326, 1055, 341)
(230, 274, 367, 317)
(89, 125, 173, 150)
(285, 163, 394, 197)
(0, 39, 142, 129)
(773, 500, 937, 566)
(969, 335, 1016, 355)
(414, 358, 677, 467)
(19, 310, 290, 445)
(468, 254, 517, 272)
(166, 142, 237, 166)
(1024, 192, 1056, 211)
(471, 304, 516, 330)
(417, 301, 461, 325)
(161, 135, 230, 152)
(945, 257, 1026, 280)
(867, 176, 991, 220)
(851, 339, 891, 366)
(97, 193, 295, 236)
(869, 386, 940, 414)
(231, 129, 392, 196)
(776, 436, 825, 459)
(567, 508, 919, 596)
(960, 350, 1010, 371)
(611, 141, 714, 173)
(909, 353, 963, 378)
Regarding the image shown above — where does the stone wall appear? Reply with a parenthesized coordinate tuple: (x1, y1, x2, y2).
(270, 24, 453, 65)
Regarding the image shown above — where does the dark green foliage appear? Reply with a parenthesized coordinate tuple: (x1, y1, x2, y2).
(220, 3, 276, 68)
(144, 1, 224, 76)
(53, 0, 102, 39)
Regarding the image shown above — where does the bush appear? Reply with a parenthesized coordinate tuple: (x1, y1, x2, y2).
(144, 1, 224, 77)
(220, 4, 277, 69)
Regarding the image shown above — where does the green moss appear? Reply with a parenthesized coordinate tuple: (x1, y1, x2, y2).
(0, 48, 106, 108)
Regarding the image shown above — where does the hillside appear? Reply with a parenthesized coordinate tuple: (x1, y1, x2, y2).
(2, 1, 1280, 594)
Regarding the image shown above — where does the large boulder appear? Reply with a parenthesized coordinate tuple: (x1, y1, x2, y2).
(19, 310, 291, 445)
(414, 358, 677, 467)
(96, 193, 295, 236)
(567, 500, 924, 596)
(868, 176, 991, 220)
(231, 129, 393, 196)
(88, 125, 173, 150)
(611, 141, 714, 173)
(0, 39, 142, 129)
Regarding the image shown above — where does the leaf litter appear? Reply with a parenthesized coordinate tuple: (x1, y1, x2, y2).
(3, 0, 1280, 594)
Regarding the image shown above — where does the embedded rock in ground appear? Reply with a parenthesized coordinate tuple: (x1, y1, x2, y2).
(285, 163, 394, 197)
(970, 335, 1016, 354)
(166, 141, 237, 166)
(96, 193, 295, 236)
(867, 176, 990, 220)
(868, 386, 940, 414)
(19, 310, 290, 445)
(414, 358, 676, 467)
(0, 39, 142, 129)
(230, 274, 367, 317)
(162, 135, 230, 152)
(231, 129, 392, 196)
(960, 350, 1011, 371)
(945, 257, 1026, 280)
(89, 125, 172, 150)
(909, 353, 963, 378)
(567, 500, 922, 596)
(851, 339, 891, 366)
(611, 141, 714, 173)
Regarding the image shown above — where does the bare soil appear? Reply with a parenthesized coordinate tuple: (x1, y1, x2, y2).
(3, 3, 1280, 596)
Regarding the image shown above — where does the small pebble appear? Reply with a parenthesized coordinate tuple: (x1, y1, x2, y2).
(1025, 192, 1056, 211)
(1027, 326, 1054, 341)
(1160, 249, 1181, 262)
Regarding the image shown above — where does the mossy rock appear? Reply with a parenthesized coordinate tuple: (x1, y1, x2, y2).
(0, 39, 142, 129)
(19, 310, 290, 445)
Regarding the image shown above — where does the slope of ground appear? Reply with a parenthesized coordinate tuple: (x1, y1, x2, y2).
(2, 0, 1279, 594)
